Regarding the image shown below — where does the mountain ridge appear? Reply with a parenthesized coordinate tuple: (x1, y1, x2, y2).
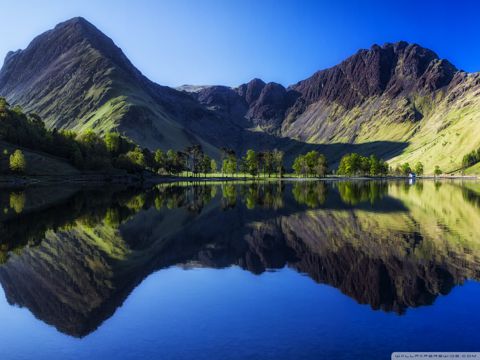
(1, 17, 479, 172)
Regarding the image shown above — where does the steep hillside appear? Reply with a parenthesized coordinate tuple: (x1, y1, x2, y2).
(0, 17, 225, 155)
(280, 42, 480, 172)
(192, 42, 480, 172)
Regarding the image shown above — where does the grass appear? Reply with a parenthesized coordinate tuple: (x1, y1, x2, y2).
(0, 141, 79, 176)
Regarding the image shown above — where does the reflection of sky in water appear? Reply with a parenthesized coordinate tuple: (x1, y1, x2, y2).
(1, 267, 480, 360)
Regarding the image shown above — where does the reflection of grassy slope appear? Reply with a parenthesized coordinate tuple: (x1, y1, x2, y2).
(388, 182, 480, 252)
(281, 181, 480, 269)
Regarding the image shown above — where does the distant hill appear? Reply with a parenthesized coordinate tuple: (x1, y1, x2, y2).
(1, 17, 479, 172)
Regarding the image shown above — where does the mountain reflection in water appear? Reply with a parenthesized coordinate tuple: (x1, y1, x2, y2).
(0, 180, 479, 337)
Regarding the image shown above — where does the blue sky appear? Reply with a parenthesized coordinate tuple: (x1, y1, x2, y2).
(1, 0, 479, 87)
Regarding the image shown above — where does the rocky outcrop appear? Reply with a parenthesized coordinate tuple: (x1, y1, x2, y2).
(289, 42, 457, 110)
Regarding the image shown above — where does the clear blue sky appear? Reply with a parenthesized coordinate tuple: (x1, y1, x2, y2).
(1, 0, 479, 87)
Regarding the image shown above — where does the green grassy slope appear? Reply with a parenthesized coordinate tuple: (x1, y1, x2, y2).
(283, 74, 480, 174)
(0, 141, 79, 176)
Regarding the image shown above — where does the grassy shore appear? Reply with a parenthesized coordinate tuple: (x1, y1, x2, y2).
(1, 171, 478, 188)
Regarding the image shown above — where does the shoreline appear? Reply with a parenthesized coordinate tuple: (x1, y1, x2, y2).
(0, 173, 478, 188)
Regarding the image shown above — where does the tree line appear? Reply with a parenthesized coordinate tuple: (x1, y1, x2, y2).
(462, 148, 480, 169)
(337, 153, 389, 176)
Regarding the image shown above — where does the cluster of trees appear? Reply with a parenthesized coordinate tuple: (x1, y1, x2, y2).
(153, 145, 216, 177)
(220, 148, 285, 177)
(292, 151, 328, 177)
(391, 162, 424, 176)
(462, 148, 480, 169)
(337, 153, 389, 176)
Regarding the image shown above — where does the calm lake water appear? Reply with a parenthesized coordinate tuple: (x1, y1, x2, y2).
(0, 180, 479, 359)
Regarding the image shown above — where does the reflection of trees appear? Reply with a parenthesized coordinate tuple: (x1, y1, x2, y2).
(9, 192, 26, 214)
(221, 184, 237, 209)
(153, 184, 217, 213)
(240, 182, 284, 210)
(336, 181, 388, 205)
(292, 182, 327, 208)
(462, 186, 480, 208)
(0, 188, 144, 264)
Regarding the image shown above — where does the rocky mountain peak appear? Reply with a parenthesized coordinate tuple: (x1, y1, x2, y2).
(290, 41, 458, 110)
(237, 78, 266, 104)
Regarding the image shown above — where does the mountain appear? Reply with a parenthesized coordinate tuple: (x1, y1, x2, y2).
(1, 17, 479, 172)
(0, 17, 232, 155)
(192, 42, 480, 172)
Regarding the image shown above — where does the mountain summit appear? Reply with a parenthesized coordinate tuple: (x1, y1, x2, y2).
(0, 17, 224, 152)
(1, 18, 479, 171)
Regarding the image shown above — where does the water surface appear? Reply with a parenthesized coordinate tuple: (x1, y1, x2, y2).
(0, 180, 479, 359)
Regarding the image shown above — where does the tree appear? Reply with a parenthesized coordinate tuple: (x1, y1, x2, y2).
(414, 162, 424, 176)
(292, 155, 308, 176)
(434, 165, 442, 177)
(272, 149, 284, 176)
(0, 97, 9, 112)
(304, 151, 319, 176)
(185, 144, 203, 176)
(165, 150, 185, 175)
(263, 151, 275, 177)
(9, 192, 25, 214)
(314, 154, 328, 177)
(104, 132, 121, 154)
(210, 159, 217, 173)
(126, 147, 146, 168)
(9, 150, 27, 173)
(154, 149, 167, 174)
(243, 149, 258, 177)
(200, 154, 212, 177)
(222, 153, 237, 176)
(369, 155, 380, 176)
(400, 162, 411, 176)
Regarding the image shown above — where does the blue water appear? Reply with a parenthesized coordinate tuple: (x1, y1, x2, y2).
(1, 266, 479, 360)
(1, 180, 480, 359)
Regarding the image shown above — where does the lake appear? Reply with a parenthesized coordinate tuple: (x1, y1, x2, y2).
(0, 180, 479, 359)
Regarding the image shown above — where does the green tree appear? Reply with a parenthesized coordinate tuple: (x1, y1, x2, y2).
(9, 150, 27, 173)
(369, 155, 380, 176)
(0, 97, 9, 112)
(272, 149, 284, 176)
(304, 151, 319, 176)
(126, 148, 146, 168)
(104, 132, 121, 154)
(434, 165, 442, 177)
(243, 149, 258, 177)
(154, 149, 167, 174)
(292, 155, 308, 176)
(9, 191, 26, 214)
(263, 151, 275, 177)
(222, 154, 237, 176)
(314, 154, 328, 177)
(414, 162, 424, 176)
(200, 154, 212, 176)
(400, 162, 411, 176)
(210, 159, 217, 173)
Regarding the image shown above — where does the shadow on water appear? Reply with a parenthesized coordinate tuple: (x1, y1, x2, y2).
(0, 179, 479, 337)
